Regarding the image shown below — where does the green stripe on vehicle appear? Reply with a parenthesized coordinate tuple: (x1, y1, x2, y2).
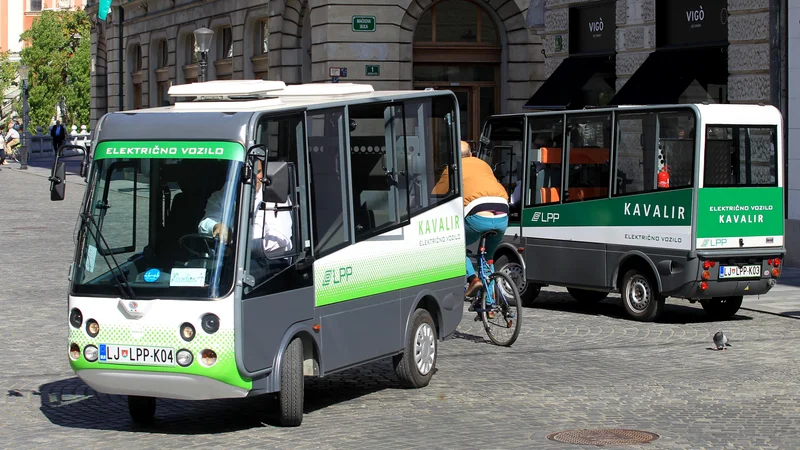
(94, 141, 245, 161)
(521, 189, 693, 227)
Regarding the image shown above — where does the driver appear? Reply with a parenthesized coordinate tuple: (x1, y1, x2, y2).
(198, 160, 293, 278)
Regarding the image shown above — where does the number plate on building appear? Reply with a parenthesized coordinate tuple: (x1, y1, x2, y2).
(99, 344, 175, 366)
(718, 265, 761, 279)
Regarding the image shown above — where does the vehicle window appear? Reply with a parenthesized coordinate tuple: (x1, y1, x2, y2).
(248, 113, 304, 292)
(614, 112, 658, 195)
(479, 117, 525, 202)
(307, 108, 350, 256)
(525, 115, 565, 206)
(704, 125, 777, 187)
(348, 102, 411, 241)
(657, 111, 695, 189)
(564, 114, 611, 202)
(403, 96, 459, 212)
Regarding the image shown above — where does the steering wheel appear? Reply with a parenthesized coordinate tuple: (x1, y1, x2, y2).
(179, 234, 218, 260)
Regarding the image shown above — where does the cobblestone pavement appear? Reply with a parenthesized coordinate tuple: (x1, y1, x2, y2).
(1, 167, 799, 449)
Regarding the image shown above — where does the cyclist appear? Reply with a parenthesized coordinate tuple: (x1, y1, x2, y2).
(434, 140, 509, 300)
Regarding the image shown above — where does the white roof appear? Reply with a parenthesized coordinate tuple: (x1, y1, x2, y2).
(168, 80, 287, 100)
(274, 83, 374, 97)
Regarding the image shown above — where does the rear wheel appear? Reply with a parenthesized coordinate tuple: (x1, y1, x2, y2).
(495, 255, 540, 306)
(128, 396, 156, 424)
(700, 296, 743, 320)
(481, 271, 522, 347)
(567, 287, 609, 303)
(620, 269, 665, 322)
(394, 309, 437, 388)
(278, 337, 304, 427)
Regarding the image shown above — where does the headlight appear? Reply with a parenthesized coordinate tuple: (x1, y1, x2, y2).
(201, 314, 220, 334)
(200, 349, 217, 367)
(180, 323, 195, 342)
(86, 319, 100, 338)
(176, 349, 193, 367)
(69, 343, 80, 360)
(83, 345, 98, 362)
(69, 308, 83, 328)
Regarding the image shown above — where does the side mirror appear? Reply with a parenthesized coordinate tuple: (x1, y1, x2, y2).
(49, 144, 88, 201)
(50, 162, 66, 201)
(263, 161, 292, 203)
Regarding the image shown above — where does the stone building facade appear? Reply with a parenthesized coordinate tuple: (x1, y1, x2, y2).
(85, 0, 544, 146)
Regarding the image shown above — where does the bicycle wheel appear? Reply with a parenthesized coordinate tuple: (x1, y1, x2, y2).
(481, 271, 522, 347)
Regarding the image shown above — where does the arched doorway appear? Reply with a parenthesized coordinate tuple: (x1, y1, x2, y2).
(413, 0, 501, 147)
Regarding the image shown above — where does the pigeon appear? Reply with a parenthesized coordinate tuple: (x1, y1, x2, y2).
(713, 331, 731, 350)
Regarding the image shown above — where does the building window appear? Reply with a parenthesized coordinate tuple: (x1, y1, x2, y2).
(29, 0, 42, 12)
(134, 45, 143, 72)
(260, 20, 269, 54)
(414, 0, 498, 45)
(252, 18, 269, 80)
(159, 40, 168, 68)
(187, 34, 199, 64)
(219, 27, 233, 59)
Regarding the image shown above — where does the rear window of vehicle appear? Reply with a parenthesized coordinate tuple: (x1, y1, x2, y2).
(703, 125, 777, 187)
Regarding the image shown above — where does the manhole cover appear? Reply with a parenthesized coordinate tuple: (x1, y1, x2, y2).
(546, 429, 659, 446)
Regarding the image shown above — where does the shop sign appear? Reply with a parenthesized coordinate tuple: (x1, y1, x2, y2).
(554, 35, 563, 52)
(569, 1, 615, 54)
(656, 0, 728, 47)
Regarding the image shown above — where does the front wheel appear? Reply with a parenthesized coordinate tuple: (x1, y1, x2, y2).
(128, 396, 156, 424)
(700, 296, 743, 320)
(481, 271, 523, 347)
(620, 269, 665, 322)
(278, 337, 304, 427)
(394, 309, 437, 388)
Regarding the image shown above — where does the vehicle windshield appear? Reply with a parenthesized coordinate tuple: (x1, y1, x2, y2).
(704, 125, 778, 187)
(72, 141, 245, 299)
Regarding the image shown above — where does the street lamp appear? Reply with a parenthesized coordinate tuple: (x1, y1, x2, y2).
(193, 27, 214, 83)
(18, 64, 30, 170)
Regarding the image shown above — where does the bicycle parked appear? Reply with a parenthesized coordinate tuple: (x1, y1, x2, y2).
(466, 231, 522, 347)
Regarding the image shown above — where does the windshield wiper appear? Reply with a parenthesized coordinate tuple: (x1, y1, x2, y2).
(79, 211, 136, 299)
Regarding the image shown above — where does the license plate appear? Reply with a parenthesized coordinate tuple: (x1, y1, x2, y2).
(719, 264, 761, 279)
(99, 344, 175, 366)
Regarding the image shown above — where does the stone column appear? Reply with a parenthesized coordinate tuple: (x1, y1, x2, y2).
(615, 0, 655, 93)
(727, 0, 771, 103)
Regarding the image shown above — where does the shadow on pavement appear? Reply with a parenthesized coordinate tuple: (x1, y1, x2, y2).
(526, 291, 754, 324)
(38, 360, 402, 432)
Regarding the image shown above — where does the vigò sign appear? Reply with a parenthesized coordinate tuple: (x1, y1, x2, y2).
(569, 1, 616, 54)
(656, 0, 728, 47)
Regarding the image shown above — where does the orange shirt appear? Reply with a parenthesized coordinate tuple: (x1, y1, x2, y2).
(432, 156, 508, 208)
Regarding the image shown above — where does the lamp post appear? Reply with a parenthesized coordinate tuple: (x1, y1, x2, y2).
(193, 27, 214, 83)
(18, 64, 30, 170)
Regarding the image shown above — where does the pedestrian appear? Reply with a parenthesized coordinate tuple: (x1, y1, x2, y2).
(4, 122, 20, 162)
(51, 120, 66, 152)
(0, 128, 6, 169)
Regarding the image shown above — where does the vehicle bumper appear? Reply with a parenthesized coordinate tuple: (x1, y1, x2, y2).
(76, 369, 250, 400)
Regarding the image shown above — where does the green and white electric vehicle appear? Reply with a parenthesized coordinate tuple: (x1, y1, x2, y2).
(50, 81, 467, 426)
(477, 103, 785, 322)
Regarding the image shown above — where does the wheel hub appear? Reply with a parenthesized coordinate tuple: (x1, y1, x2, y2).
(627, 276, 650, 311)
(500, 263, 526, 295)
(414, 323, 435, 375)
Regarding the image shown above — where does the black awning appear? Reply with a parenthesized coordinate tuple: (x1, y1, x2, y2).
(608, 46, 728, 105)
(523, 55, 612, 110)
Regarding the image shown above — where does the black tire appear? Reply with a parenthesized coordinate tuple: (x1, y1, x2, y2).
(481, 271, 523, 347)
(700, 296, 743, 320)
(128, 396, 156, 424)
(567, 287, 609, 303)
(393, 309, 437, 388)
(278, 337, 304, 427)
(495, 255, 540, 306)
(620, 269, 665, 322)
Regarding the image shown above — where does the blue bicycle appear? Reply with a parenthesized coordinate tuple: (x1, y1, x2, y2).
(466, 231, 522, 347)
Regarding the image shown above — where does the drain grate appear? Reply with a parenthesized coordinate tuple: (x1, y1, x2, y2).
(546, 429, 659, 446)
